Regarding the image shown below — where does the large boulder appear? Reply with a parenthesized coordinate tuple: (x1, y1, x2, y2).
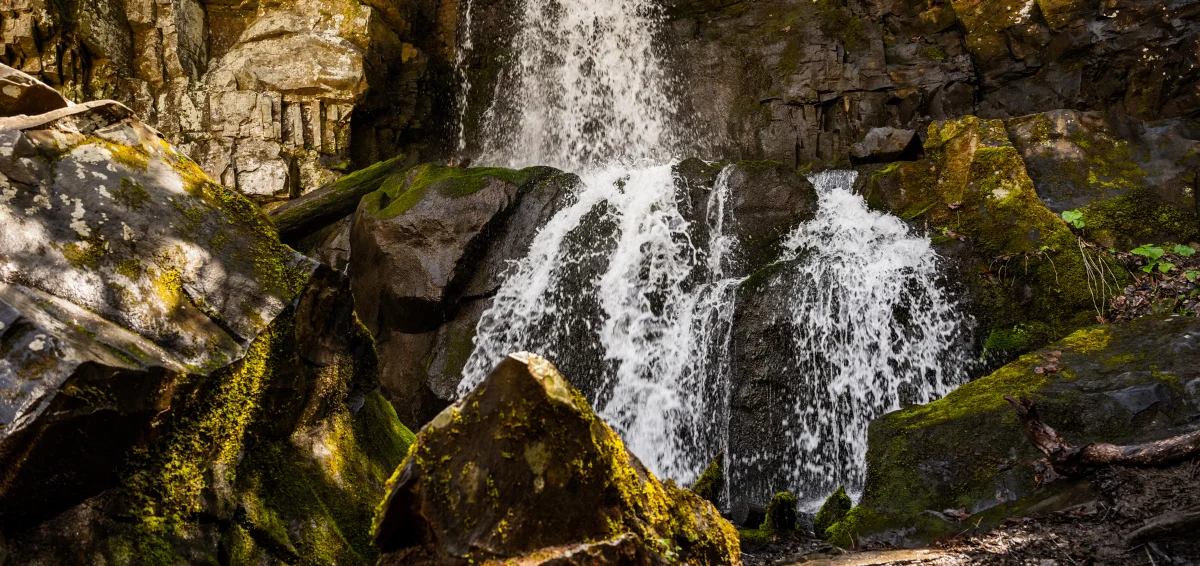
(0, 65, 70, 116)
(347, 162, 566, 427)
(373, 352, 741, 565)
(828, 314, 1200, 547)
(0, 74, 413, 563)
(866, 115, 1128, 358)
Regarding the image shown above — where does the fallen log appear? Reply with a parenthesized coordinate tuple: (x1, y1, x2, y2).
(1005, 395, 1200, 475)
(1006, 396, 1200, 547)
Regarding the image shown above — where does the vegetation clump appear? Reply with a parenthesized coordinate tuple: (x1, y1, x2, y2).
(813, 485, 852, 538)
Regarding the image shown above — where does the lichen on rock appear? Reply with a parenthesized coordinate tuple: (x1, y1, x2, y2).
(373, 352, 741, 565)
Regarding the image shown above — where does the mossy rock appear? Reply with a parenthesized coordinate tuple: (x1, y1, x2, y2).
(689, 452, 726, 508)
(373, 353, 741, 565)
(867, 116, 1130, 358)
(1006, 110, 1199, 250)
(813, 486, 851, 539)
(829, 315, 1200, 547)
(762, 491, 799, 532)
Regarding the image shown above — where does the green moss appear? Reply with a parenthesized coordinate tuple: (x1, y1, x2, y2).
(762, 491, 799, 532)
(924, 45, 947, 61)
(816, 0, 865, 50)
(737, 527, 770, 547)
(116, 177, 151, 210)
(814, 486, 852, 538)
(891, 352, 1045, 430)
(361, 163, 534, 220)
(689, 453, 725, 507)
(1061, 326, 1110, 353)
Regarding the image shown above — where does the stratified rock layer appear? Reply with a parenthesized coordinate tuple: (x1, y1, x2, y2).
(373, 352, 741, 565)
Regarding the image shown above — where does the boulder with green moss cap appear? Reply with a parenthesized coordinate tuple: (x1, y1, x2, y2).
(827, 314, 1200, 548)
(813, 486, 852, 539)
(373, 352, 742, 565)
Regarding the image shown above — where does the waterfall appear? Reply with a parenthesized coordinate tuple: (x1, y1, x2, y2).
(454, 0, 974, 505)
(729, 170, 974, 508)
(458, 0, 679, 168)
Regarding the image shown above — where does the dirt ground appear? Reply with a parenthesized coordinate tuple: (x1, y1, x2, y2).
(743, 461, 1200, 566)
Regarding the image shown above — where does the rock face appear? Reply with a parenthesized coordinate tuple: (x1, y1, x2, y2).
(460, 0, 1200, 168)
(1005, 110, 1199, 249)
(829, 314, 1200, 547)
(866, 115, 1135, 358)
(0, 69, 413, 564)
(347, 163, 567, 427)
(0, 0, 457, 199)
(373, 352, 741, 565)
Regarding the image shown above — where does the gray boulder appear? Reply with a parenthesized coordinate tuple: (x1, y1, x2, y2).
(850, 127, 921, 165)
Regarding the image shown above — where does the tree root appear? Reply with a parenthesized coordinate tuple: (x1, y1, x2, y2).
(1006, 396, 1200, 547)
(1005, 395, 1200, 475)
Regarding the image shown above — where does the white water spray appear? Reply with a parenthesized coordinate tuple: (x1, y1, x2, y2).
(458, 0, 679, 168)
(728, 170, 974, 507)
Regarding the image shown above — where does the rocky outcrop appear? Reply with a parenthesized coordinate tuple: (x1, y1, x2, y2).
(828, 314, 1200, 547)
(1006, 110, 1199, 249)
(373, 352, 741, 565)
(498, 0, 1200, 168)
(0, 0, 457, 200)
(346, 162, 567, 427)
(866, 115, 1135, 358)
(0, 68, 413, 564)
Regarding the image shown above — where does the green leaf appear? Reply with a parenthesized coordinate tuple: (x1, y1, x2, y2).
(1159, 261, 1175, 273)
(1187, 270, 1199, 282)
(1174, 244, 1197, 257)
(1061, 209, 1085, 228)
(1132, 245, 1165, 260)
(1141, 265, 1154, 273)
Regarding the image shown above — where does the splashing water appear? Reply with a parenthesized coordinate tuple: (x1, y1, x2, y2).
(459, 164, 740, 484)
(729, 170, 974, 507)
(457, 0, 680, 168)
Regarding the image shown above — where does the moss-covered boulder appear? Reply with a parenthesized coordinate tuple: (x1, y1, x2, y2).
(828, 314, 1200, 548)
(373, 352, 741, 565)
(813, 486, 851, 539)
(867, 116, 1129, 357)
(690, 452, 726, 508)
(1006, 110, 1199, 250)
(0, 79, 415, 564)
(346, 162, 569, 428)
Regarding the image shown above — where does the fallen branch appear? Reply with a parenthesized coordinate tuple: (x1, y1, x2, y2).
(1005, 396, 1200, 475)
(1124, 505, 1200, 548)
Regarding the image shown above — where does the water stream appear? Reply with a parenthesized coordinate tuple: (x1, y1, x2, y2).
(454, 0, 974, 507)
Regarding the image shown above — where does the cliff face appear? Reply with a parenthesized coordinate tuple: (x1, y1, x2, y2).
(663, 0, 1200, 168)
(0, 0, 457, 200)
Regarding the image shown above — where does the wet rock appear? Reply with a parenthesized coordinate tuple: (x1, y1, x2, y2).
(0, 77, 414, 563)
(850, 128, 921, 165)
(373, 352, 741, 565)
(830, 315, 1200, 547)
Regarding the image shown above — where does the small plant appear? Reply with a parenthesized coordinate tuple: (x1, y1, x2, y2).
(1175, 244, 1196, 257)
(1061, 209, 1086, 229)
(1131, 245, 1173, 274)
(1187, 271, 1199, 282)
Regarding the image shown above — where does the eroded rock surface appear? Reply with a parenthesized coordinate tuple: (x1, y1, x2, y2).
(0, 0, 457, 198)
(373, 352, 741, 565)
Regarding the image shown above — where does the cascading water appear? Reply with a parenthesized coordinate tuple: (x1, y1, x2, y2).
(728, 170, 974, 508)
(459, 0, 680, 169)
(454, 0, 974, 507)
